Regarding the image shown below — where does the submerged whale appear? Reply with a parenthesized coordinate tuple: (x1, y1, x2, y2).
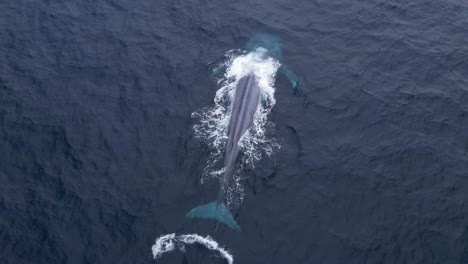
(187, 34, 297, 230)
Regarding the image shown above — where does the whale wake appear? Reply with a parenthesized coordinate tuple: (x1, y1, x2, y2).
(152, 233, 233, 264)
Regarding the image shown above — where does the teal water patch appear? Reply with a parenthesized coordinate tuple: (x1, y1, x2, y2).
(245, 33, 282, 61)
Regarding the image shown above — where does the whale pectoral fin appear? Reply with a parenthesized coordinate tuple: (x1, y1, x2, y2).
(279, 65, 298, 90)
(187, 202, 240, 230)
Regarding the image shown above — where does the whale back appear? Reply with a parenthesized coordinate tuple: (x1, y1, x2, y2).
(224, 73, 261, 169)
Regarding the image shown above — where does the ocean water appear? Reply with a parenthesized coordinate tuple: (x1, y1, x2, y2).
(1, 0, 468, 263)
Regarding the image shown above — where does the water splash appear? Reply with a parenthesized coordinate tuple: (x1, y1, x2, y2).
(192, 48, 281, 207)
(152, 233, 233, 264)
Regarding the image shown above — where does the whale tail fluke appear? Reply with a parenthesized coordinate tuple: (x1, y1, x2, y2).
(186, 202, 240, 231)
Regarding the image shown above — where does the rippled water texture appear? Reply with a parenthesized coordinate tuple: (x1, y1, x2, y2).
(1, 0, 468, 263)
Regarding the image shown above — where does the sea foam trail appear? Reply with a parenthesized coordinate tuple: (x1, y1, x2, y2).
(152, 233, 234, 264)
(192, 49, 281, 207)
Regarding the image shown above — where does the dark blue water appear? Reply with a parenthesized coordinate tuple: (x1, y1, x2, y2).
(1, 0, 468, 263)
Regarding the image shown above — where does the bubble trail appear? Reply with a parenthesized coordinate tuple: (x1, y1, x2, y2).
(152, 233, 234, 264)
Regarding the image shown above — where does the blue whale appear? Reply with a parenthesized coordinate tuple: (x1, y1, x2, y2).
(187, 34, 297, 230)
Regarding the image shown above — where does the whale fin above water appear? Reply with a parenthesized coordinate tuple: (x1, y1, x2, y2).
(187, 202, 240, 230)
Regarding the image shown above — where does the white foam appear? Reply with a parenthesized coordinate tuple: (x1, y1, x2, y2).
(192, 48, 281, 207)
(152, 233, 234, 264)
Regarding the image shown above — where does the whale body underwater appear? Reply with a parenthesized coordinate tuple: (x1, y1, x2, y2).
(187, 34, 297, 230)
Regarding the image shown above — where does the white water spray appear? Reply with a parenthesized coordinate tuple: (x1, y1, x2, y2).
(152, 233, 234, 264)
